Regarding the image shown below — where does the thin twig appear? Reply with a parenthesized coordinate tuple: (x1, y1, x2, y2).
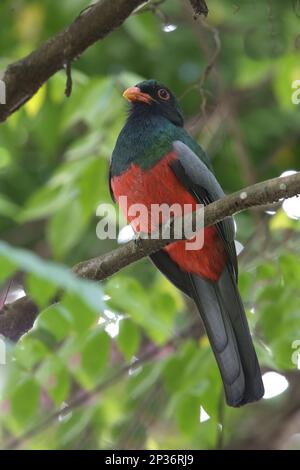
(0, 280, 12, 310)
(180, 16, 221, 120)
(64, 61, 73, 97)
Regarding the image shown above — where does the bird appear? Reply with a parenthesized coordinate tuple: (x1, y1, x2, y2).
(109, 79, 264, 407)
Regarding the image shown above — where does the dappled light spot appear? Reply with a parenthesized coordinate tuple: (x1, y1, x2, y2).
(283, 197, 300, 220)
(117, 224, 135, 244)
(262, 371, 289, 399)
(129, 357, 143, 376)
(162, 24, 177, 33)
(58, 402, 72, 423)
(280, 171, 300, 220)
(103, 309, 117, 320)
(265, 210, 276, 215)
(5, 287, 26, 304)
(235, 240, 244, 256)
(99, 309, 121, 338)
(233, 218, 237, 235)
(105, 320, 120, 338)
(199, 406, 210, 423)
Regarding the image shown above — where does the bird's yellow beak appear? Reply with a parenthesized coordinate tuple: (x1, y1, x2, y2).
(123, 86, 153, 104)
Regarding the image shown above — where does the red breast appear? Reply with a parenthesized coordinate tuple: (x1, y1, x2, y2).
(111, 153, 226, 281)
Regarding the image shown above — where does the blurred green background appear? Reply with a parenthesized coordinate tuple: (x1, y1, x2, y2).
(0, 0, 300, 450)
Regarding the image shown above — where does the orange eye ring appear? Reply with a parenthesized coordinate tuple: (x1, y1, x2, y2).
(158, 89, 170, 101)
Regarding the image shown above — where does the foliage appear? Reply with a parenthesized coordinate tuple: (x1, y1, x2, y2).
(0, 0, 300, 450)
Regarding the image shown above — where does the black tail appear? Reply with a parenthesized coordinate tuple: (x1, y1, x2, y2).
(189, 267, 264, 407)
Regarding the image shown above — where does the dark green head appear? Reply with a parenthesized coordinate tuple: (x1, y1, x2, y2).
(123, 79, 184, 127)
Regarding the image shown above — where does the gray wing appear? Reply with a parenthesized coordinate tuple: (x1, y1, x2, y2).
(171, 140, 238, 280)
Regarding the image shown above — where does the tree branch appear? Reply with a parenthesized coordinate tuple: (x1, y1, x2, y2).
(0, 0, 145, 123)
(73, 171, 300, 278)
(1, 171, 300, 341)
(189, 0, 209, 17)
(0, 0, 212, 123)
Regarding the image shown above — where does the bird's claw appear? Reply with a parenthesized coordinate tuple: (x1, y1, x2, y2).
(134, 233, 145, 252)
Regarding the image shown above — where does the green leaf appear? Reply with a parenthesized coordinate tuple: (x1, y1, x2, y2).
(106, 277, 174, 344)
(0, 241, 104, 313)
(235, 56, 273, 88)
(238, 271, 254, 300)
(62, 292, 99, 333)
(269, 210, 298, 231)
(62, 78, 120, 130)
(259, 275, 300, 369)
(64, 132, 102, 161)
(36, 305, 72, 342)
(0, 255, 16, 283)
(56, 407, 96, 448)
(273, 54, 300, 110)
(58, 328, 110, 389)
(81, 329, 110, 386)
(0, 146, 11, 169)
(18, 185, 77, 222)
(0, 194, 18, 218)
(79, 157, 109, 221)
(280, 253, 300, 286)
(14, 334, 49, 370)
(26, 273, 57, 309)
(48, 198, 86, 260)
(176, 393, 200, 435)
(150, 292, 177, 328)
(35, 356, 70, 406)
(128, 361, 166, 400)
(124, 13, 161, 48)
(26, 328, 58, 351)
(163, 340, 222, 420)
(256, 262, 277, 280)
(117, 319, 141, 360)
(11, 377, 40, 427)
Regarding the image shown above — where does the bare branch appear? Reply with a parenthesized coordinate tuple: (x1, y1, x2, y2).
(0, 0, 145, 123)
(73, 171, 300, 279)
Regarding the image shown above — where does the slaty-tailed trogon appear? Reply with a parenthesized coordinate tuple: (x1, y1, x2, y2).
(109, 79, 264, 407)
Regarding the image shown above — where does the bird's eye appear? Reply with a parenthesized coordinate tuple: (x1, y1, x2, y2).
(158, 89, 170, 101)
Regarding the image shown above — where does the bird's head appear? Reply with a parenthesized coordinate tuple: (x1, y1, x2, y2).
(123, 79, 184, 127)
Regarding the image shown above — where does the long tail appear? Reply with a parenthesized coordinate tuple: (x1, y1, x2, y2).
(189, 267, 264, 407)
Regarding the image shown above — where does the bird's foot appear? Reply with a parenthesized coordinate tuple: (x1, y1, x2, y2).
(134, 232, 146, 254)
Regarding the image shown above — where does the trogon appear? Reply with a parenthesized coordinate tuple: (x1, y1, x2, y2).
(109, 79, 264, 407)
